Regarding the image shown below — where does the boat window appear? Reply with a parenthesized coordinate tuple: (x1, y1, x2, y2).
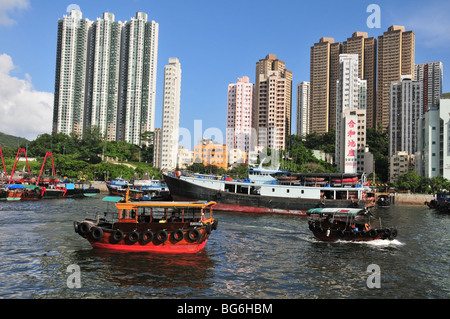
(287, 189, 290, 193)
(272, 188, 275, 192)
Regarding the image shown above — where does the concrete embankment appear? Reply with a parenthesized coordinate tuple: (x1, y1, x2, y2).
(390, 193, 434, 206)
(92, 181, 108, 193)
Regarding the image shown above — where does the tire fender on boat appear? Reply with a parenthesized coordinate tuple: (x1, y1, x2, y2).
(141, 230, 153, 243)
(188, 229, 201, 242)
(205, 222, 212, 234)
(78, 222, 91, 236)
(155, 230, 168, 243)
(172, 229, 184, 242)
(91, 227, 103, 241)
(111, 229, 124, 243)
(127, 231, 139, 244)
(369, 229, 378, 238)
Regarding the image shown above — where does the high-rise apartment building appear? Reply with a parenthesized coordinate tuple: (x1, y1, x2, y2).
(53, 9, 91, 136)
(414, 62, 443, 112)
(377, 25, 415, 129)
(254, 54, 292, 150)
(53, 10, 159, 146)
(159, 58, 182, 171)
(309, 37, 341, 133)
(118, 12, 159, 145)
(342, 32, 377, 128)
(416, 100, 450, 179)
(389, 76, 423, 157)
(85, 12, 122, 141)
(335, 54, 367, 174)
(226, 76, 254, 154)
(296, 81, 310, 136)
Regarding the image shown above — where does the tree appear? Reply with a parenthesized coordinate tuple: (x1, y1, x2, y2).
(395, 170, 423, 193)
(366, 123, 389, 182)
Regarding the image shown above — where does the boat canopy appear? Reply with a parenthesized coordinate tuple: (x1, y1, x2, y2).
(4, 184, 25, 189)
(102, 196, 124, 203)
(307, 208, 372, 217)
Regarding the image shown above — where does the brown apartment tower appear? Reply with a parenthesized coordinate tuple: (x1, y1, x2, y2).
(254, 54, 293, 150)
(342, 32, 377, 128)
(309, 37, 341, 133)
(377, 25, 415, 129)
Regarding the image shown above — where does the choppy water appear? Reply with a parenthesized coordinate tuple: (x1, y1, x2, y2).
(0, 196, 448, 299)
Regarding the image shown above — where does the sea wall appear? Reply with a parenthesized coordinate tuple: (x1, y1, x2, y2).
(390, 193, 433, 206)
(92, 181, 108, 192)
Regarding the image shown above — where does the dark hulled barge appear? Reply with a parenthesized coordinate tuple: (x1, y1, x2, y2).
(163, 169, 375, 216)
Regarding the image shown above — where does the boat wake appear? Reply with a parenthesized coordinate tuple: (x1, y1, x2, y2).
(301, 236, 404, 247)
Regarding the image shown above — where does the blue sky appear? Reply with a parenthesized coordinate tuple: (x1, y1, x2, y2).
(1, 0, 449, 144)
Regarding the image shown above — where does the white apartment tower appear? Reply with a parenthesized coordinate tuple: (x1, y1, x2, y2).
(159, 58, 182, 171)
(226, 76, 254, 154)
(118, 12, 159, 145)
(389, 76, 423, 157)
(296, 81, 310, 136)
(53, 10, 159, 146)
(53, 9, 92, 136)
(416, 100, 450, 179)
(85, 12, 122, 141)
(335, 54, 367, 174)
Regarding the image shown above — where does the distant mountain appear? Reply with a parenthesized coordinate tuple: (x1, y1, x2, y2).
(0, 132, 30, 148)
(443, 92, 450, 99)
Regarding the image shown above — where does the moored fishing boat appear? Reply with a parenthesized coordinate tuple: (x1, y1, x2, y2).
(0, 184, 23, 201)
(73, 194, 218, 253)
(307, 208, 397, 242)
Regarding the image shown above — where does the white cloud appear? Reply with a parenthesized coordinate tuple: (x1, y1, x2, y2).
(0, 53, 53, 140)
(0, 0, 29, 26)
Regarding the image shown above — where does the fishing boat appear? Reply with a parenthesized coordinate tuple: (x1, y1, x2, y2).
(73, 193, 218, 253)
(376, 194, 391, 207)
(57, 181, 100, 198)
(0, 184, 23, 201)
(132, 179, 171, 201)
(307, 208, 397, 242)
(21, 185, 43, 201)
(163, 167, 375, 216)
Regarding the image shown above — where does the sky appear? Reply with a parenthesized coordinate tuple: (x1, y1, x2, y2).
(1, 0, 450, 147)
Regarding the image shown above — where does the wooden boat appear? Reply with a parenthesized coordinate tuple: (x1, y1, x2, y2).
(58, 181, 100, 198)
(307, 208, 397, 242)
(73, 193, 218, 253)
(21, 185, 43, 201)
(376, 194, 390, 207)
(0, 184, 23, 201)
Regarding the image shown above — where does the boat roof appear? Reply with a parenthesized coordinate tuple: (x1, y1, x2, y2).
(115, 200, 216, 210)
(307, 208, 371, 217)
(103, 196, 124, 202)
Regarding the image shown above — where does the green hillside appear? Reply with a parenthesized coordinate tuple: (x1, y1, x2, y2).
(0, 132, 30, 148)
(443, 92, 450, 99)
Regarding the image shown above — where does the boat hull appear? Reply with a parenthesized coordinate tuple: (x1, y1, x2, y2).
(164, 174, 371, 215)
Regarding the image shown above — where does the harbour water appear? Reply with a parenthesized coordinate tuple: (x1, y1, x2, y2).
(0, 196, 448, 299)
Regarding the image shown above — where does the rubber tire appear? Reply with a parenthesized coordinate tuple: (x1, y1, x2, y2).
(111, 229, 124, 243)
(172, 229, 184, 242)
(127, 231, 139, 244)
(155, 230, 168, 243)
(141, 230, 153, 243)
(91, 227, 103, 241)
(188, 229, 200, 242)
